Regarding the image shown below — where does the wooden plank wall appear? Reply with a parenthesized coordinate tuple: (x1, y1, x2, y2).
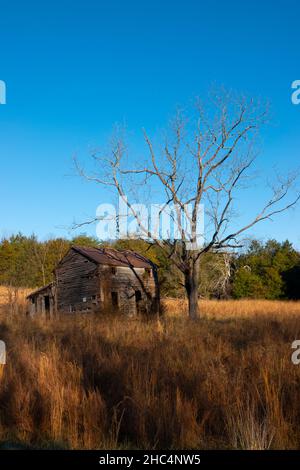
(55, 250, 99, 313)
(99, 265, 157, 316)
(55, 250, 159, 315)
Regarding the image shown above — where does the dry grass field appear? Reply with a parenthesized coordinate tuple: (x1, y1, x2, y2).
(0, 294, 300, 449)
(0, 286, 31, 314)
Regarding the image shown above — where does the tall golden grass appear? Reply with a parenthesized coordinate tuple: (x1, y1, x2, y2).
(0, 286, 30, 314)
(0, 298, 300, 449)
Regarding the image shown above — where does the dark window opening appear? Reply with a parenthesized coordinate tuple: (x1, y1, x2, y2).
(111, 291, 119, 307)
(135, 290, 142, 302)
(44, 295, 50, 314)
(111, 267, 116, 275)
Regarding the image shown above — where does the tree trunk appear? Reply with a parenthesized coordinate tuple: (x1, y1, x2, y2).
(185, 258, 200, 320)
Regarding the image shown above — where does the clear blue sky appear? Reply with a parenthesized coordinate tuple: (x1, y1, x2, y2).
(0, 0, 300, 247)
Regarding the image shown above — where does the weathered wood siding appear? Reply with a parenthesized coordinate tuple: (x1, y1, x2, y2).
(99, 265, 157, 316)
(55, 250, 99, 313)
(37, 248, 161, 316)
(28, 284, 55, 317)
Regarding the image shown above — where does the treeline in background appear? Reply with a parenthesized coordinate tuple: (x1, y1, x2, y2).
(0, 233, 299, 300)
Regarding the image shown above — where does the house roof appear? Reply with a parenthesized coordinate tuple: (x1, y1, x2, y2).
(27, 282, 54, 299)
(70, 246, 156, 269)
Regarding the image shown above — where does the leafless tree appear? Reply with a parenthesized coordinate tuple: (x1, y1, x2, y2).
(75, 90, 300, 319)
(32, 242, 48, 286)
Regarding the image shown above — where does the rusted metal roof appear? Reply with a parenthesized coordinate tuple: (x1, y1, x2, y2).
(71, 246, 156, 269)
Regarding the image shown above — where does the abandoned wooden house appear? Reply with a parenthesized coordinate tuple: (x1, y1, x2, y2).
(27, 246, 160, 317)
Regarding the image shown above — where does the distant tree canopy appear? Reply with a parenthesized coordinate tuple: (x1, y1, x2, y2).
(0, 234, 299, 300)
(232, 239, 300, 300)
(0, 234, 98, 288)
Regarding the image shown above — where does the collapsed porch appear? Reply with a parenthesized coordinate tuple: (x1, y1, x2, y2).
(27, 283, 55, 317)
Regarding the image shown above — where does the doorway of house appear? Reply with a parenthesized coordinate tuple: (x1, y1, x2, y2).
(135, 290, 142, 314)
(111, 291, 119, 309)
(44, 295, 50, 318)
